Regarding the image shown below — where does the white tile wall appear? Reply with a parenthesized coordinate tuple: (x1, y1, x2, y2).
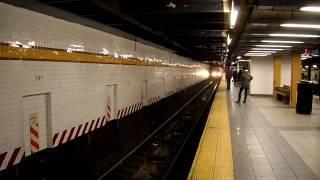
(281, 56, 292, 86)
(251, 56, 274, 95)
(0, 2, 206, 69)
(0, 2, 208, 170)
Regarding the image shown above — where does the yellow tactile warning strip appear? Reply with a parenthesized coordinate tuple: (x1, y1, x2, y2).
(188, 78, 234, 180)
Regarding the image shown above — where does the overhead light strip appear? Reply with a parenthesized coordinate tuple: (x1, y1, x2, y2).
(255, 45, 292, 48)
(245, 52, 272, 54)
(248, 50, 277, 53)
(230, 0, 238, 29)
(261, 40, 304, 44)
(269, 33, 320, 38)
(281, 23, 320, 29)
(300, 6, 320, 12)
(227, 34, 232, 46)
(244, 54, 268, 57)
(252, 48, 284, 51)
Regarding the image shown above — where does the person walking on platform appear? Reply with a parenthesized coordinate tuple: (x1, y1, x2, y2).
(237, 69, 242, 87)
(236, 67, 253, 103)
(232, 69, 238, 85)
(225, 66, 233, 90)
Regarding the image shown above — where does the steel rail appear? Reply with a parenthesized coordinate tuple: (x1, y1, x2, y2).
(97, 81, 214, 180)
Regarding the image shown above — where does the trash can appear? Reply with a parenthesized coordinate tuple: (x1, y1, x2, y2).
(296, 80, 313, 114)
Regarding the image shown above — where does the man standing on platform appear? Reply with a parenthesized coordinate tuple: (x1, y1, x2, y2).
(236, 67, 253, 103)
(225, 66, 233, 90)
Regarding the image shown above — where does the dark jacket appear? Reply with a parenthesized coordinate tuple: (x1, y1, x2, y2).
(240, 71, 253, 88)
(226, 68, 233, 79)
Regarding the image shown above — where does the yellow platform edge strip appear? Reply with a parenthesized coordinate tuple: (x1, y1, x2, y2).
(188, 78, 234, 180)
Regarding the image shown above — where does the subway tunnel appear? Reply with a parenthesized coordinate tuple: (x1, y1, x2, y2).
(0, 0, 320, 180)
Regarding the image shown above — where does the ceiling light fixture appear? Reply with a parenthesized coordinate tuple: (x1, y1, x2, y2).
(261, 40, 304, 44)
(248, 51, 277, 53)
(244, 54, 268, 57)
(281, 23, 320, 29)
(300, 6, 320, 12)
(245, 52, 273, 55)
(252, 48, 284, 51)
(230, 0, 238, 29)
(255, 45, 292, 48)
(269, 33, 320, 38)
(245, 52, 272, 55)
(227, 34, 232, 46)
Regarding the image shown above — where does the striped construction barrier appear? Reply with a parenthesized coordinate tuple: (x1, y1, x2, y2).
(0, 147, 24, 171)
(117, 102, 143, 119)
(0, 98, 164, 172)
(52, 116, 107, 147)
(148, 95, 162, 105)
(29, 113, 40, 154)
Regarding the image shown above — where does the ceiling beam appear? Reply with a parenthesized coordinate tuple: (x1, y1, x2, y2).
(248, 0, 320, 7)
(117, 1, 226, 14)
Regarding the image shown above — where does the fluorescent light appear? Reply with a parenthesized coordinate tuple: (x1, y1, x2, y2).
(300, 6, 320, 12)
(248, 51, 277, 53)
(70, 44, 84, 48)
(252, 48, 284, 51)
(269, 33, 320, 38)
(245, 53, 272, 55)
(245, 52, 272, 55)
(227, 34, 232, 45)
(244, 54, 268, 57)
(230, 0, 238, 29)
(261, 40, 304, 44)
(281, 23, 320, 29)
(256, 45, 292, 48)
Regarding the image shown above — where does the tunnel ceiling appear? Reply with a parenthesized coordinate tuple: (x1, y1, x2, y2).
(31, 0, 229, 62)
(6, 0, 320, 63)
(229, 0, 320, 61)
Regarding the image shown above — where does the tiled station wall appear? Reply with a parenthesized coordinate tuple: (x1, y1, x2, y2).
(0, 3, 209, 171)
(250, 56, 274, 95)
(281, 56, 292, 87)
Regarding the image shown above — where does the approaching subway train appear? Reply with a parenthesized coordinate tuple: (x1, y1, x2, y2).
(0, 2, 211, 172)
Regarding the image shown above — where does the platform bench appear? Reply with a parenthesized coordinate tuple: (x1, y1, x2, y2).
(274, 85, 290, 104)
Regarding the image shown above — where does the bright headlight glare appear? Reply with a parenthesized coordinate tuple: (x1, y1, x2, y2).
(197, 70, 209, 78)
(211, 71, 222, 77)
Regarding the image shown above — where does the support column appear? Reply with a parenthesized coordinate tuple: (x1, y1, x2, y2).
(273, 55, 281, 97)
(290, 52, 301, 107)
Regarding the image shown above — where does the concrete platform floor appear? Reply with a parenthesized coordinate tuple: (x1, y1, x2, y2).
(228, 85, 320, 180)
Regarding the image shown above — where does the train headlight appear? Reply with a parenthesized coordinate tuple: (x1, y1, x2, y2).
(211, 71, 222, 77)
(197, 70, 209, 78)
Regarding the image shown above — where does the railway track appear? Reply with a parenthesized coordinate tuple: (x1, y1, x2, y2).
(98, 79, 220, 180)
(0, 79, 219, 180)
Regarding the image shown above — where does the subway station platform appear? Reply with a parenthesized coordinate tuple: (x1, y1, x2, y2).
(188, 78, 320, 180)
